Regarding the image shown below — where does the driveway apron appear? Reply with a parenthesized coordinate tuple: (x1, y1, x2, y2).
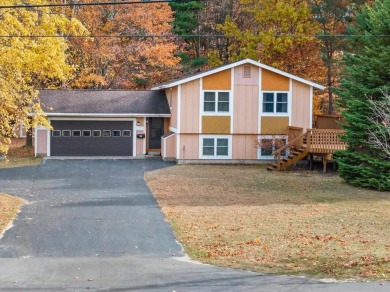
(0, 160, 388, 291)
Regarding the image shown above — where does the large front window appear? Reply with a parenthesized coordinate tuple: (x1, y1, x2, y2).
(202, 137, 230, 158)
(263, 92, 288, 113)
(204, 92, 230, 113)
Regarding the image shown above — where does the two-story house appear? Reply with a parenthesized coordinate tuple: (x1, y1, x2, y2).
(35, 59, 324, 163)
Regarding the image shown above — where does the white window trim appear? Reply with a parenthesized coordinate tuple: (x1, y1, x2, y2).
(199, 135, 232, 159)
(92, 130, 101, 137)
(82, 130, 91, 137)
(260, 91, 291, 116)
(52, 130, 61, 137)
(102, 130, 111, 137)
(112, 130, 122, 137)
(62, 130, 71, 137)
(72, 130, 82, 137)
(201, 90, 233, 116)
(122, 130, 131, 137)
(257, 135, 288, 160)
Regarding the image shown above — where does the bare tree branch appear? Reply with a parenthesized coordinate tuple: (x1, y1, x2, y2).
(367, 90, 390, 159)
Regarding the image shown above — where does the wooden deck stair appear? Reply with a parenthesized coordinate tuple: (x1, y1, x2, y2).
(267, 147, 308, 171)
(267, 128, 347, 172)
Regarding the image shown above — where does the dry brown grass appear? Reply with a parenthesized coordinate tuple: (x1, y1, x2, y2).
(0, 194, 26, 237)
(0, 139, 41, 168)
(145, 165, 390, 281)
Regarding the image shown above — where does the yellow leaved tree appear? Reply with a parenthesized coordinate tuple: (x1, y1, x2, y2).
(0, 0, 87, 154)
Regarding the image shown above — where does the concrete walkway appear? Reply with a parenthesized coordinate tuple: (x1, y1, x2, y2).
(0, 160, 388, 291)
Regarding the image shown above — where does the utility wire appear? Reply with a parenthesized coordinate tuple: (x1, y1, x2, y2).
(0, 34, 388, 38)
(0, 0, 203, 9)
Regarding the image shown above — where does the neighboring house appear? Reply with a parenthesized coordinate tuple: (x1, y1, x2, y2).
(35, 59, 325, 162)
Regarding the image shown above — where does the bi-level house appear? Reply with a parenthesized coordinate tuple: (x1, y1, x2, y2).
(35, 59, 345, 168)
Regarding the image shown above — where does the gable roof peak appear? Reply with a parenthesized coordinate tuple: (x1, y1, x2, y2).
(151, 58, 324, 90)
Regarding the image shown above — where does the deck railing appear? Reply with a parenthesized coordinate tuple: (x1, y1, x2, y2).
(272, 128, 347, 169)
(308, 129, 347, 154)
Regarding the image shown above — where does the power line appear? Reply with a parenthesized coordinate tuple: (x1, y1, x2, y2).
(0, 0, 201, 9)
(0, 34, 388, 38)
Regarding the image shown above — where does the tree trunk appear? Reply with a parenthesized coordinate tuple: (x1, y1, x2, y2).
(25, 127, 33, 147)
(25, 117, 33, 147)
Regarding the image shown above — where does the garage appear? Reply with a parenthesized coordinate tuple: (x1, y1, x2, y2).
(35, 90, 171, 157)
(50, 120, 133, 156)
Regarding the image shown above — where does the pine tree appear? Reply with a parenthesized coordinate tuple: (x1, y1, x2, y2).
(169, 1, 207, 72)
(336, 0, 390, 191)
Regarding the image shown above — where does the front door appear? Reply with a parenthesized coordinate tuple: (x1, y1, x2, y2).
(148, 118, 164, 149)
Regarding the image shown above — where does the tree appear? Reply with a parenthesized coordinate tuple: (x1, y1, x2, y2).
(68, 0, 180, 89)
(309, 0, 366, 114)
(336, 0, 390, 191)
(169, 1, 206, 72)
(0, 0, 86, 154)
(216, 0, 325, 81)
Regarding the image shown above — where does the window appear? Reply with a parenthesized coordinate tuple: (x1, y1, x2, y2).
(216, 139, 228, 156)
(201, 137, 230, 158)
(203, 92, 230, 113)
(258, 135, 288, 158)
(112, 130, 121, 137)
(52, 130, 61, 137)
(122, 130, 131, 137)
(262, 92, 288, 113)
(102, 130, 111, 137)
(72, 130, 81, 137)
(82, 130, 91, 137)
(260, 139, 273, 156)
(92, 130, 101, 137)
(203, 138, 214, 156)
(62, 130, 71, 137)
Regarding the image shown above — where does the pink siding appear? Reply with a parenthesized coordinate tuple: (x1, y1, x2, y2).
(164, 134, 176, 158)
(166, 86, 178, 129)
(232, 135, 258, 159)
(233, 65, 259, 134)
(180, 80, 200, 133)
(291, 80, 311, 130)
(235, 64, 259, 86)
(136, 130, 145, 155)
(179, 134, 199, 159)
(36, 129, 47, 155)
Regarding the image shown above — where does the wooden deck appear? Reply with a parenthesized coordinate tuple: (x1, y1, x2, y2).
(268, 127, 347, 172)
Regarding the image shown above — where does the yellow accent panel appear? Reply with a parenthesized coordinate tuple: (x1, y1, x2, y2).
(202, 116, 231, 134)
(262, 69, 290, 91)
(203, 69, 231, 90)
(261, 117, 289, 134)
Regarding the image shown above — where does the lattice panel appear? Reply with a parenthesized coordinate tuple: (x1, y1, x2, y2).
(309, 129, 347, 153)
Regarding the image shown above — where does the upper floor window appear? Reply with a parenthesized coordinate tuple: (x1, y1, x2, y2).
(263, 92, 288, 113)
(204, 91, 230, 113)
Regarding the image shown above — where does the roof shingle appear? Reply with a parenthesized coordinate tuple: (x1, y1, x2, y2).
(39, 90, 170, 115)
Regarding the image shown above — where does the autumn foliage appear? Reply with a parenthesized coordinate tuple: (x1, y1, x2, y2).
(67, 0, 180, 89)
(0, 0, 86, 154)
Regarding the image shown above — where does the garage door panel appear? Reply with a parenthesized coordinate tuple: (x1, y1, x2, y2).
(50, 121, 133, 156)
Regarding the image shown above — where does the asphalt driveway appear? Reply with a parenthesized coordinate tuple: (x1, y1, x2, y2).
(0, 159, 181, 258)
(0, 160, 388, 291)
